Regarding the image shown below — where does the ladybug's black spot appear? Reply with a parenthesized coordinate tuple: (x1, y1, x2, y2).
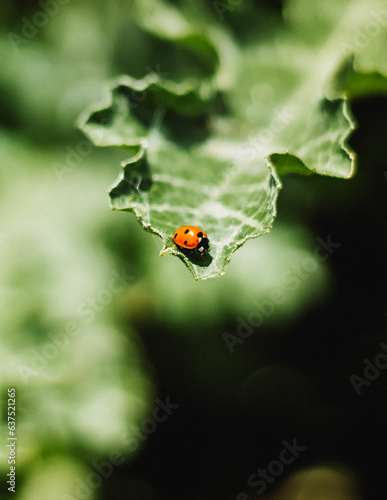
(197, 232, 203, 238)
(174, 233, 177, 239)
(184, 240, 188, 245)
(184, 229, 189, 234)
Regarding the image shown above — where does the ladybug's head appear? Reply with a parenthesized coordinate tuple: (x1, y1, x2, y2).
(195, 236, 209, 255)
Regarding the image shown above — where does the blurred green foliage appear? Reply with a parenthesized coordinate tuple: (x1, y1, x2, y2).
(0, 0, 386, 499)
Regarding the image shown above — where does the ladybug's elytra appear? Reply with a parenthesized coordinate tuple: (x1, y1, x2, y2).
(173, 226, 209, 256)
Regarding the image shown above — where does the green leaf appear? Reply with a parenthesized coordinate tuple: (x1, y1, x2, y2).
(132, 0, 220, 77)
(79, 0, 387, 280)
(332, 57, 387, 99)
(295, 0, 387, 99)
(268, 154, 312, 177)
(273, 99, 356, 178)
(110, 142, 280, 281)
(81, 75, 281, 280)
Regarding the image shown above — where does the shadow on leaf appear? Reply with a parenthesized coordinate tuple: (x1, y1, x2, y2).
(180, 250, 213, 267)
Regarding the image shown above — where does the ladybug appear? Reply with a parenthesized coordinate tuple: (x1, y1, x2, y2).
(173, 226, 209, 256)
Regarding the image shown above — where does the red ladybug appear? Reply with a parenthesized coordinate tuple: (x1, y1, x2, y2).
(173, 226, 209, 256)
